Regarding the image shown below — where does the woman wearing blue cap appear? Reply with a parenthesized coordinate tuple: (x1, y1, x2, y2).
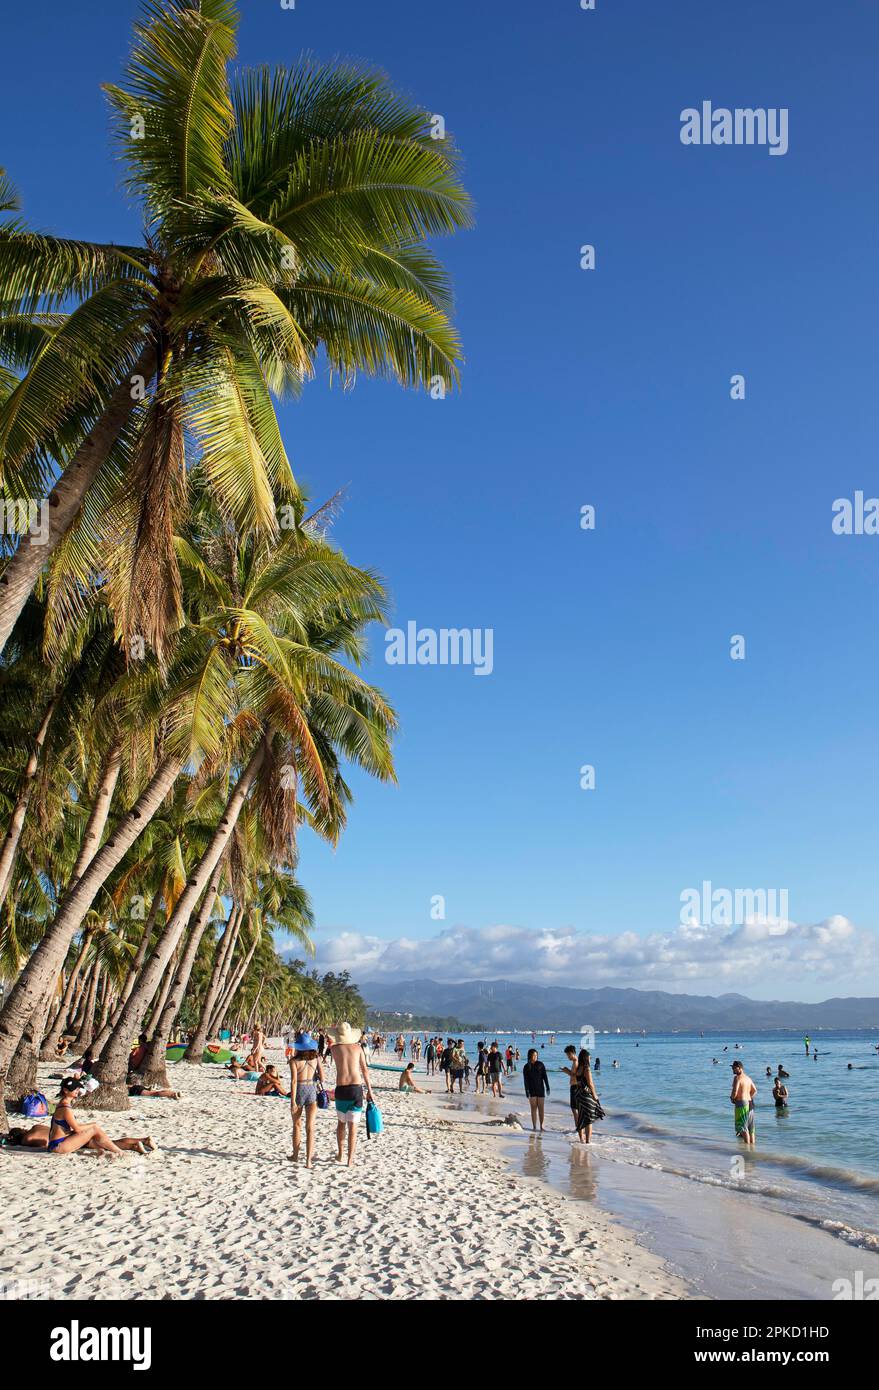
(289, 1032, 325, 1168)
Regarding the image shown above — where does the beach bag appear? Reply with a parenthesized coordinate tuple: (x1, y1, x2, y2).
(365, 1099, 383, 1136)
(22, 1091, 48, 1118)
(316, 1081, 330, 1110)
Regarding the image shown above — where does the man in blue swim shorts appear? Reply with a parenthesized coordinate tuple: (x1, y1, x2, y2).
(328, 1022, 373, 1167)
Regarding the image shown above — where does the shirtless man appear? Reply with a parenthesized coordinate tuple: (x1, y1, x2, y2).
(329, 1023, 374, 1167)
(730, 1059, 757, 1145)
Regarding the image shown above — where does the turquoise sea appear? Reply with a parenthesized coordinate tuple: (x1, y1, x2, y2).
(400, 1028, 879, 1253)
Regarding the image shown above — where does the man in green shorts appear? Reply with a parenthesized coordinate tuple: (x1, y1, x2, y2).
(730, 1059, 757, 1145)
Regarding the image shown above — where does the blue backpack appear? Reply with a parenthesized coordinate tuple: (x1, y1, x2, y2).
(22, 1091, 48, 1118)
(365, 1099, 383, 1136)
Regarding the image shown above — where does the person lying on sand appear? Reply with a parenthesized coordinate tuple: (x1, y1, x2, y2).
(128, 1084, 180, 1099)
(45, 1079, 158, 1155)
(398, 1062, 424, 1094)
(3, 1121, 157, 1153)
(2, 1124, 53, 1148)
(225, 1057, 249, 1079)
(255, 1065, 289, 1097)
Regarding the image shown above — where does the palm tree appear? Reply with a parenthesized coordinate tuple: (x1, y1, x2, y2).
(87, 509, 396, 1107)
(0, 0, 470, 655)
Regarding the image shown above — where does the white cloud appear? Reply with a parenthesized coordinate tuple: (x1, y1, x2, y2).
(308, 915, 878, 993)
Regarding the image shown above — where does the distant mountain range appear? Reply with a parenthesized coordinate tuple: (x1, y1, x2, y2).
(360, 977, 879, 1031)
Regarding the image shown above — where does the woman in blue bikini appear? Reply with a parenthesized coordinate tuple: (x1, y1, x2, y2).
(47, 1078, 156, 1155)
(288, 1032, 325, 1168)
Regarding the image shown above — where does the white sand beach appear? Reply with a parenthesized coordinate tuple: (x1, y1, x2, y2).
(0, 1049, 685, 1301)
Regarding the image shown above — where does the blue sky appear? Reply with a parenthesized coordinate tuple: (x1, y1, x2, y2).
(4, 1, 878, 998)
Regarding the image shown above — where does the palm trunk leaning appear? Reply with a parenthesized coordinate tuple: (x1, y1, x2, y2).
(89, 737, 268, 1110)
(211, 928, 259, 1037)
(138, 861, 224, 1087)
(0, 752, 182, 1128)
(0, 345, 157, 658)
(70, 961, 101, 1054)
(41, 936, 91, 1059)
(183, 902, 242, 1062)
(89, 891, 162, 1058)
(147, 945, 181, 1038)
(1, 739, 141, 1105)
(0, 697, 58, 906)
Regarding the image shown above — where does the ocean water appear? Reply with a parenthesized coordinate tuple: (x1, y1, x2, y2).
(399, 1029, 879, 1251)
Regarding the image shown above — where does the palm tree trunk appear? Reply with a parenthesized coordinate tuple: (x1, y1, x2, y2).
(97, 973, 113, 1033)
(247, 979, 265, 1031)
(27, 746, 124, 1061)
(40, 935, 90, 1058)
(0, 697, 58, 905)
(69, 740, 124, 883)
(207, 914, 249, 1036)
(139, 862, 224, 1088)
(90, 737, 267, 1109)
(0, 752, 182, 1130)
(0, 344, 157, 658)
(145, 945, 181, 1036)
(183, 902, 241, 1062)
(5, 985, 58, 1102)
(90, 891, 162, 1056)
(68, 959, 97, 1033)
(212, 930, 258, 1036)
(70, 961, 101, 1053)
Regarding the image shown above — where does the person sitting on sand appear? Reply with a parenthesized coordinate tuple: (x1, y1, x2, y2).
(289, 1032, 325, 1168)
(255, 1065, 288, 1097)
(46, 1079, 157, 1155)
(54, 1038, 70, 1059)
(398, 1062, 425, 1095)
(128, 1032, 149, 1072)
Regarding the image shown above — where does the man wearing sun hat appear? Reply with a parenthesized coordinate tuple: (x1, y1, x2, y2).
(327, 1022, 373, 1167)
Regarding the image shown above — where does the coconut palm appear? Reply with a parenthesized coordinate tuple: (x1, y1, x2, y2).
(85, 507, 395, 1107)
(0, 0, 470, 655)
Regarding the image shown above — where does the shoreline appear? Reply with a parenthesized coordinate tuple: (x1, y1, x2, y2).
(0, 1051, 686, 1301)
(421, 1064, 879, 1300)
